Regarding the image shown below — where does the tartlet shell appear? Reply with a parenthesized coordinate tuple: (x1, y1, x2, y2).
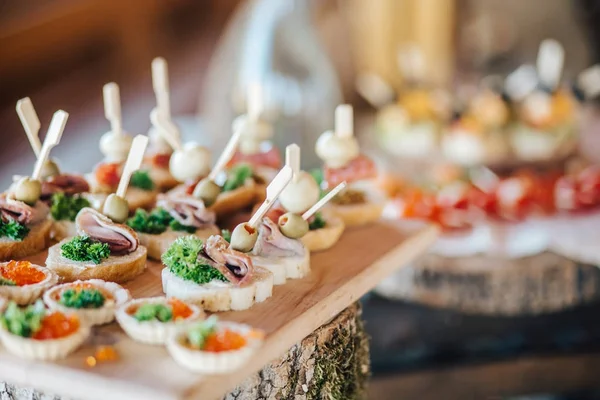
(166, 321, 262, 374)
(115, 297, 204, 345)
(43, 279, 131, 325)
(0, 322, 90, 361)
(0, 263, 58, 305)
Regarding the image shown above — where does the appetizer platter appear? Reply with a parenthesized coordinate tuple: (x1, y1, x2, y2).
(0, 80, 437, 400)
(357, 41, 600, 315)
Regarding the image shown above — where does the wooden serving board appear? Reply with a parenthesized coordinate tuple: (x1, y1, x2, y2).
(0, 221, 438, 400)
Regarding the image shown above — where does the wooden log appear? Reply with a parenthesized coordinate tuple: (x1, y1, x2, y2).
(0, 303, 370, 400)
(381, 252, 600, 316)
(225, 302, 370, 400)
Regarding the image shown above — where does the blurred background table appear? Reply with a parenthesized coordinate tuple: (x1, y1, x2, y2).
(3, 1, 600, 399)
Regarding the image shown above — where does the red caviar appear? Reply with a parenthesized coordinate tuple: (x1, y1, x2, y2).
(168, 298, 193, 320)
(202, 329, 247, 352)
(0, 261, 45, 286)
(33, 312, 80, 340)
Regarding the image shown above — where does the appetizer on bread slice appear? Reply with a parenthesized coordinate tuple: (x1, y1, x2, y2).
(167, 315, 264, 374)
(161, 235, 273, 312)
(166, 105, 262, 218)
(161, 166, 294, 311)
(87, 83, 158, 211)
(15, 98, 92, 241)
(316, 105, 384, 226)
(0, 300, 89, 361)
(43, 279, 130, 326)
(46, 136, 149, 283)
(0, 110, 70, 259)
(271, 144, 345, 252)
(47, 208, 146, 283)
(116, 296, 204, 345)
(126, 196, 219, 260)
(0, 261, 58, 305)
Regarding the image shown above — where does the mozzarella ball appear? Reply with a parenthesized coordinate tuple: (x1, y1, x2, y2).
(315, 130, 359, 168)
(279, 171, 320, 214)
(148, 126, 175, 154)
(100, 132, 133, 162)
(169, 143, 211, 182)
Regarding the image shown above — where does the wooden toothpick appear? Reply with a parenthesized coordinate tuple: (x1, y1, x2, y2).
(150, 108, 182, 152)
(302, 182, 347, 220)
(247, 82, 263, 121)
(208, 127, 242, 182)
(152, 57, 171, 119)
(285, 144, 301, 183)
(537, 39, 564, 90)
(335, 105, 353, 138)
(248, 165, 293, 228)
(355, 73, 396, 109)
(103, 82, 123, 136)
(16, 97, 42, 157)
(32, 110, 68, 180)
(116, 135, 149, 198)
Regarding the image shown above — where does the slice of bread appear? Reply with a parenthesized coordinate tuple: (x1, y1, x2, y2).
(0, 219, 52, 261)
(161, 266, 274, 312)
(250, 247, 310, 285)
(210, 183, 258, 218)
(86, 188, 157, 213)
(139, 226, 220, 261)
(300, 214, 345, 252)
(51, 220, 77, 242)
(46, 239, 147, 283)
(330, 201, 384, 227)
(148, 167, 179, 191)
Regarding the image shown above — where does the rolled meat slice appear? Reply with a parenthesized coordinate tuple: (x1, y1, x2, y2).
(76, 207, 139, 254)
(157, 196, 216, 228)
(0, 195, 48, 225)
(252, 217, 305, 258)
(203, 235, 254, 285)
(41, 174, 90, 200)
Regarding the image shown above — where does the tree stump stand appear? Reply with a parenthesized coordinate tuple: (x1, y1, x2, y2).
(377, 252, 600, 316)
(0, 303, 370, 400)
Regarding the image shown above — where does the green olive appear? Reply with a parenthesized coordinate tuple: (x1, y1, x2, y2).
(13, 177, 41, 205)
(102, 194, 129, 223)
(40, 159, 60, 180)
(278, 212, 309, 239)
(192, 178, 221, 207)
(230, 223, 258, 253)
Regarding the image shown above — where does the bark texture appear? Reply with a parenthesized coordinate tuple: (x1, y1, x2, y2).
(1, 303, 369, 400)
(387, 252, 600, 316)
(225, 302, 370, 400)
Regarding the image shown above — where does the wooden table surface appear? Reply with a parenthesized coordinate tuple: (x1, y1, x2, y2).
(0, 222, 437, 400)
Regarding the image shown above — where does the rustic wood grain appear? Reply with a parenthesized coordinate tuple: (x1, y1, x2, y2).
(0, 222, 438, 400)
(381, 251, 600, 315)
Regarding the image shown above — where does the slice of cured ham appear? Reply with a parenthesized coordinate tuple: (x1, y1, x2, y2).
(0, 195, 48, 225)
(252, 217, 305, 258)
(41, 174, 90, 200)
(324, 154, 377, 187)
(203, 235, 254, 285)
(76, 207, 139, 254)
(157, 196, 216, 228)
